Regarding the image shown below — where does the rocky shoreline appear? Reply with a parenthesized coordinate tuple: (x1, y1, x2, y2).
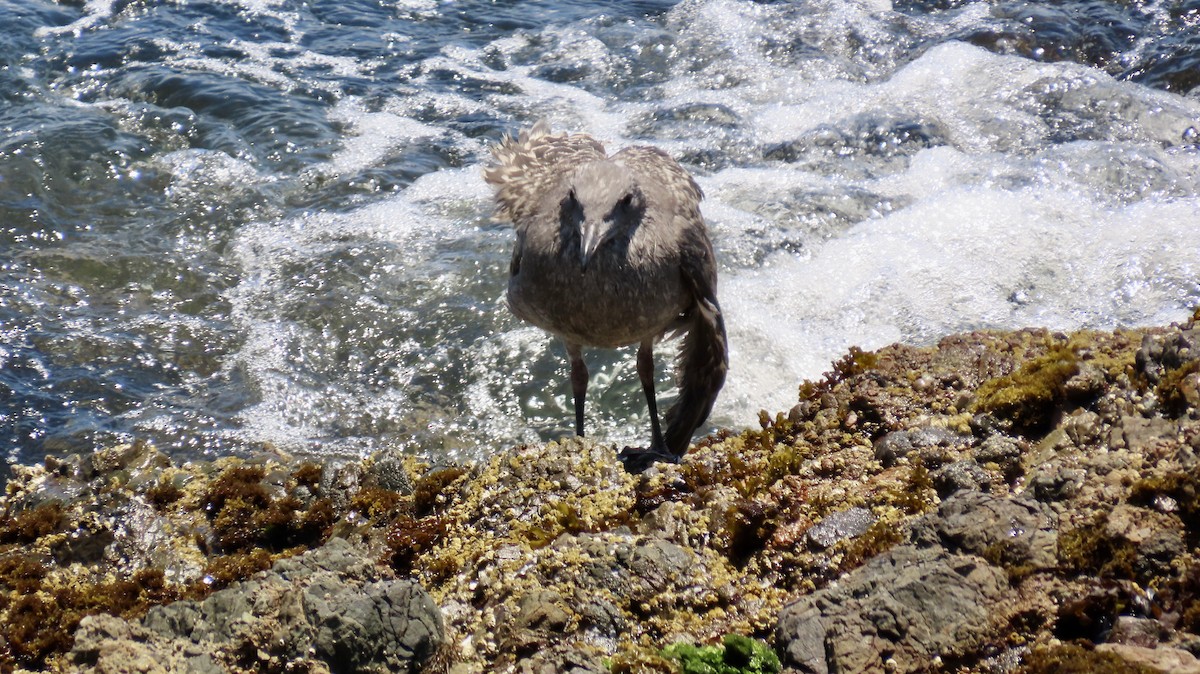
(2, 311, 1199, 673)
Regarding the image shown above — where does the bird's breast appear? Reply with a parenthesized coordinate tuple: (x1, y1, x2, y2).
(506, 242, 688, 348)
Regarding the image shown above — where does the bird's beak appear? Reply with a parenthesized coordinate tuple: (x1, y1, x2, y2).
(579, 220, 604, 270)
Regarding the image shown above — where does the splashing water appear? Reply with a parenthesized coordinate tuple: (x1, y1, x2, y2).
(2, 0, 1198, 469)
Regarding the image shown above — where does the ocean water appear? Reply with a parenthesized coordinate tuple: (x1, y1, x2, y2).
(2, 0, 1199, 470)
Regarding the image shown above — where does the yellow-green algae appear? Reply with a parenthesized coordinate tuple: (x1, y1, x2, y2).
(1017, 641, 1160, 674)
(0, 446, 409, 673)
(3, 317, 1198, 673)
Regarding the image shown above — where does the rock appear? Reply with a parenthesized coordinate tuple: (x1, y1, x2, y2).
(1137, 325, 1200, 383)
(626, 537, 694, 601)
(918, 490, 1058, 571)
(930, 460, 992, 497)
(776, 544, 1008, 674)
(1026, 463, 1086, 501)
(513, 643, 610, 674)
(1096, 643, 1200, 674)
(1063, 409, 1104, 447)
(10, 319, 1200, 674)
(365, 449, 415, 494)
(1055, 581, 1128, 641)
(136, 538, 442, 673)
(805, 507, 875, 549)
(873, 426, 969, 467)
(72, 614, 225, 674)
(972, 434, 1024, 480)
(1104, 504, 1186, 578)
(1110, 416, 1180, 454)
(498, 590, 574, 658)
(1108, 615, 1167, 648)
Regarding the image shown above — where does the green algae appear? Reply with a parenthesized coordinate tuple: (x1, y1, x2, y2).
(1157, 360, 1200, 417)
(1129, 471, 1200, 537)
(0, 453, 421, 672)
(386, 514, 449, 574)
(610, 635, 780, 674)
(797, 346, 879, 402)
(972, 344, 1080, 433)
(350, 486, 408, 520)
(1056, 516, 1138, 581)
(201, 548, 274, 589)
(681, 411, 805, 500)
(660, 635, 781, 674)
(885, 461, 935, 515)
(724, 499, 779, 566)
(1017, 641, 1159, 674)
(828, 346, 880, 382)
(145, 478, 183, 509)
(839, 519, 906, 570)
(292, 462, 324, 492)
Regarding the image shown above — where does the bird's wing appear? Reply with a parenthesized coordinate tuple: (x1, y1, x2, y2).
(677, 218, 720, 306)
(640, 157, 724, 455)
(614, 144, 715, 298)
(483, 121, 607, 225)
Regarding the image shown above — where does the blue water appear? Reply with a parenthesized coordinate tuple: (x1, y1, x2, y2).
(3, 0, 1199, 473)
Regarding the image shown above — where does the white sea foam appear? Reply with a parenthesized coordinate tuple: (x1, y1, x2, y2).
(697, 42, 1200, 424)
(34, 0, 117, 37)
(218, 0, 1200, 453)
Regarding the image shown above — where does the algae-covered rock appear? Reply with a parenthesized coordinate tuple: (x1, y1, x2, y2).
(5, 313, 1200, 673)
(86, 538, 443, 673)
(777, 544, 1008, 673)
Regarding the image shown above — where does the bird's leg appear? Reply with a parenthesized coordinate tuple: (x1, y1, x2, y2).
(566, 342, 588, 437)
(637, 339, 666, 452)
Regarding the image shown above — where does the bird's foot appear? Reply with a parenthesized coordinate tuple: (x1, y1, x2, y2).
(617, 445, 680, 474)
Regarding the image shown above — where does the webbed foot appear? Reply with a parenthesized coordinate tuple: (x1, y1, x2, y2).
(617, 445, 680, 474)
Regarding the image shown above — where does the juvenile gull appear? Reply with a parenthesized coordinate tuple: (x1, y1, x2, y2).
(484, 121, 727, 470)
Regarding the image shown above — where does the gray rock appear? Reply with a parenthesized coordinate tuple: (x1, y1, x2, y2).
(806, 507, 876, 550)
(514, 643, 611, 674)
(1137, 326, 1200, 383)
(972, 435, 1023, 477)
(72, 614, 225, 674)
(513, 590, 571, 632)
(931, 460, 992, 497)
(1107, 615, 1165, 648)
(922, 491, 1058, 571)
(307, 577, 442, 671)
(776, 544, 1007, 674)
(1104, 504, 1187, 579)
(576, 593, 625, 638)
(873, 426, 968, 467)
(626, 538, 692, 599)
(1064, 363, 1108, 401)
(1096, 643, 1200, 674)
(1062, 409, 1103, 447)
(139, 538, 443, 673)
(1026, 463, 1087, 501)
(366, 448, 416, 493)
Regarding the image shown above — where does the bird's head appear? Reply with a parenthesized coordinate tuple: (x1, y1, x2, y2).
(560, 161, 644, 270)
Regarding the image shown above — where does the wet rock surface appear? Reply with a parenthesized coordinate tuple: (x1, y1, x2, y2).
(3, 312, 1200, 673)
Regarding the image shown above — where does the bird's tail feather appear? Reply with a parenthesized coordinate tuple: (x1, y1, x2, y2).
(662, 296, 728, 457)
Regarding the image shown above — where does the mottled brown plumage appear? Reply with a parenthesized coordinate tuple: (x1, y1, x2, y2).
(484, 121, 727, 469)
